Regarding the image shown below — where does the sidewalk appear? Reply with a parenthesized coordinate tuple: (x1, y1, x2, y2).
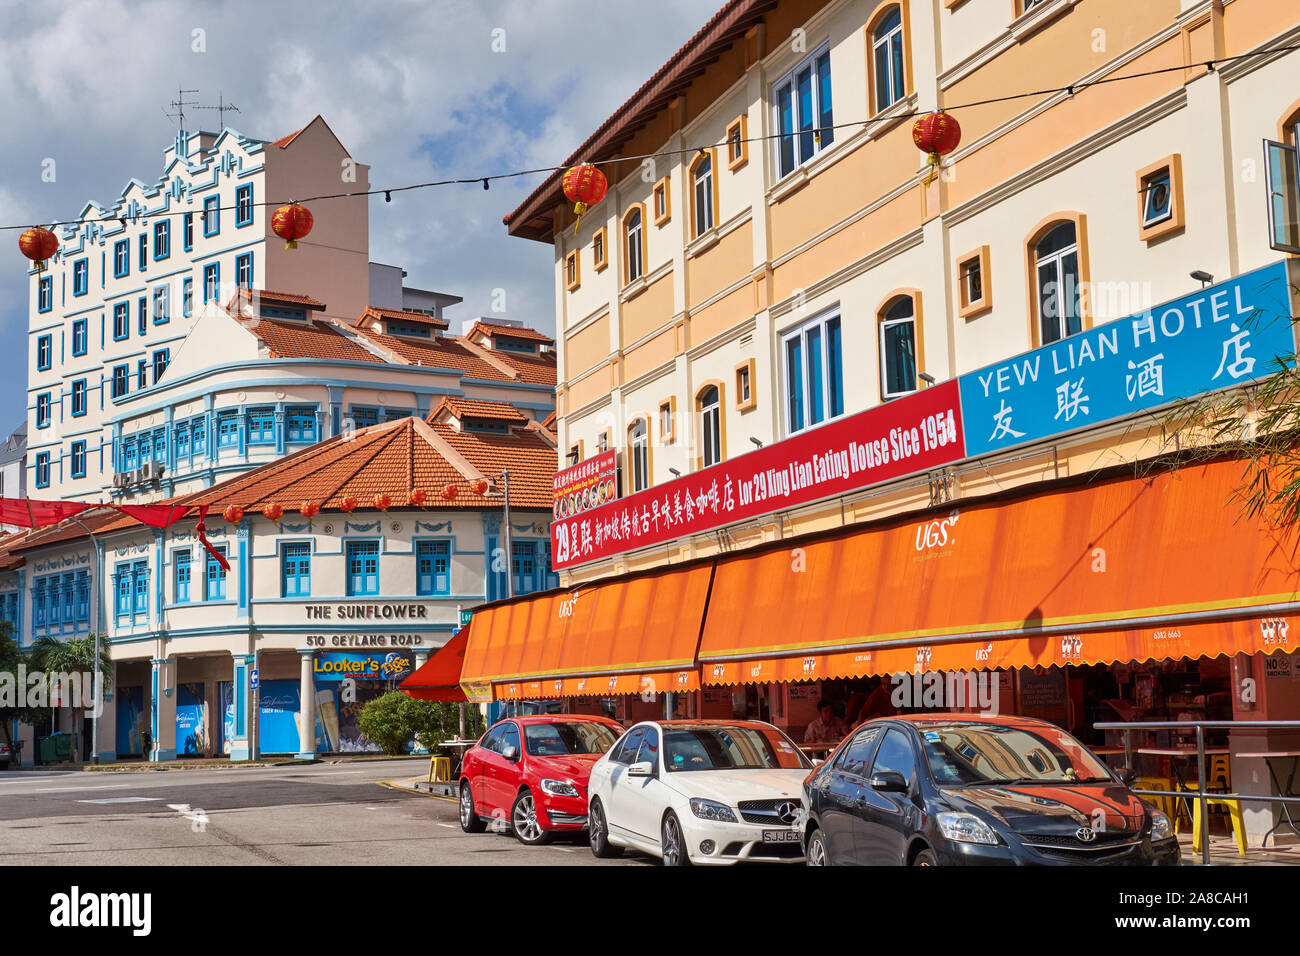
(7, 753, 427, 773)
(1178, 832, 1300, 865)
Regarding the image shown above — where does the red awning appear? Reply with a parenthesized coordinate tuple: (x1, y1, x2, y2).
(399, 627, 469, 702)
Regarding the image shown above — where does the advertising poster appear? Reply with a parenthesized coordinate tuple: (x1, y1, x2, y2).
(336, 685, 385, 753)
(115, 686, 144, 756)
(552, 448, 618, 521)
(218, 681, 234, 755)
(175, 683, 208, 756)
(257, 679, 301, 754)
(312, 651, 414, 683)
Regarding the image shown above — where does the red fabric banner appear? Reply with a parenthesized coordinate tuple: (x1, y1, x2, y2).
(0, 497, 95, 528)
(194, 505, 230, 572)
(116, 504, 192, 528)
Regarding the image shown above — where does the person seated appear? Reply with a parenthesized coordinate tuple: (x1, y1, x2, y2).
(804, 700, 849, 744)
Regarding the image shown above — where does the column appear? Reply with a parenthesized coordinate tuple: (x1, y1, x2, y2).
(93, 664, 117, 763)
(410, 649, 431, 755)
(228, 653, 254, 761)
(296, 651, 317, 760)
(149, 657, 176, 761)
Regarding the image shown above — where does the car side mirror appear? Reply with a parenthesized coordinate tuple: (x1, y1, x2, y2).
(502, 745, 519, 762)
(627, 761, 655, 778)
(1118, 767, 1137, 786)
(870, 770, 908, 793)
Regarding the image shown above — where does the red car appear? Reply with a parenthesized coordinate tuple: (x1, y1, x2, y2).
(459, 715, 623, 845)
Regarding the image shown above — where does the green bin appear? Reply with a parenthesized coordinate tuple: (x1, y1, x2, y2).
(52, 734, 73, 761)
(38, 736, 56, 763)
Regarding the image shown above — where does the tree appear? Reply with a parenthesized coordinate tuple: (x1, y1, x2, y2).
(27, 633, 114, 759)
(0, 623, 45, 753)
(356, 692, 486, 756)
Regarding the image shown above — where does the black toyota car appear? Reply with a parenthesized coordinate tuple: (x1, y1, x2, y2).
(800, 714, 1180, 866)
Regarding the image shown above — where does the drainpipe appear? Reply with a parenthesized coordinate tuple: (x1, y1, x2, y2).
(72, 517, 104, 766)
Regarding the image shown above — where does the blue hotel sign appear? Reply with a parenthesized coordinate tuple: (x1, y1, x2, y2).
(958, 261, 1297, 457)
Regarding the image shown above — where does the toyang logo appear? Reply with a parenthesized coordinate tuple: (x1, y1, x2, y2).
(802, 657, 817, 676)
(712, 664, 726, 680)
(1060, 635, 1083, 660)
(915, 646, 933, 670)
(915, 510, 960, 552)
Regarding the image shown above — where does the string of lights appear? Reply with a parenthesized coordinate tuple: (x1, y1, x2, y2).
(7, 40, 1298, 235)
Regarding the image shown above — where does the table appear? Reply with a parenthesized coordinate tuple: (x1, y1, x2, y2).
(1235, 750, 1300, 846)
(440, 739, 476, 777)
(799, 742, 838, 759)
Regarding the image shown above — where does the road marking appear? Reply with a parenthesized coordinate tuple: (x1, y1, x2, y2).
(77, 797, 163, 804)
(437, 823, 455, 828)
(26, 785, 134, 794)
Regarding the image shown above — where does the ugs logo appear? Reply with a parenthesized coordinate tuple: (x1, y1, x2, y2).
(915, 511, 959, 552)
(1060, 635, 1083, 660)
(974, 643, 994, 663)
(576, 678, 587, 692)
(802, 657, 817, 675)
(749, 664, 763, 678)
(915, 646, 933, 670)
(558, 592, 582, 619)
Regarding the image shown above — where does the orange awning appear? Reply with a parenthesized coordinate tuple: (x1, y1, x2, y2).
(399, 627, 469, 701)
(700, 459, 1300, 683)
(461, 564, 714, 700)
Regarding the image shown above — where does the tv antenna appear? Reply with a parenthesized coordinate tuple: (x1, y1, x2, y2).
(163, 87, 200, 130)
(195, 92, 242, 129)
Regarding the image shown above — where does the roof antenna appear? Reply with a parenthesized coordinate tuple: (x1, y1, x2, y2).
(164, 87, 200, 131)
(194, 91, 242, 130)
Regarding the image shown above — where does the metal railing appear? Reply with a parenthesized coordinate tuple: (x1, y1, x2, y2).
(1094, 720, 1300, 865)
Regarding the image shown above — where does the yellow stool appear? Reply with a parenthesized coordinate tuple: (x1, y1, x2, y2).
(428, 756, 451, 782)
(1191, 797, 1248, 856)
(1134, 776, 1177, 821)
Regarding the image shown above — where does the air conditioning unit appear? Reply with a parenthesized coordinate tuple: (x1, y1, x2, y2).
(142, 462, 157, 481)
(112, 473, 128, 489)
(153, 462, 166, 479)
(132, 468, 146, 485)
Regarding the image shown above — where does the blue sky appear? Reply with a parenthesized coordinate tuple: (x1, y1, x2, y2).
(0, 0, 717, 443)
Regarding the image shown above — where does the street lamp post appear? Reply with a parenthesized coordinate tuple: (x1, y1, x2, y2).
(501, 469, 513, 600)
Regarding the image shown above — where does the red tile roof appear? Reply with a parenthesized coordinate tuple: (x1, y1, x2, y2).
(272, 125, 308, 149)
(467, 320, 555, 346)
(355, 306, 450, 330)
(252, 317, 385, 364)
(432, 397, 528, 424)
(228, 288, 327, 311)
(490, 348, 558, 386)
(353, 328, 510, 378)
(503, 0, 775, 242)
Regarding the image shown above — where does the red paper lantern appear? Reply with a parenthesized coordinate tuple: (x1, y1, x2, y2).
(912, 112, 962, 184)
(271, 203, 314, 250)
(19, 227, 59, 272)
(409, 488, 427, 507)
(339, 493, 358, 513)
(373, 492, 392, 512)
(300, 500, 319, 519)
(561, 164, 608, 234)
(471, 479, 489, 496)
(441, 484, 459, 501)
(262, 502, 283, 521)
(222, 505, 244, 524)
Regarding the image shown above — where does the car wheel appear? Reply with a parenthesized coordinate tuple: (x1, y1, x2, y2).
(806, 827, 829, 866)
(588, 798, 624, 859)
(511, 789, 551, 846)
(660, 811, 690, 867)
(459, 781, 486, 834)
(912, 847, 938, 866)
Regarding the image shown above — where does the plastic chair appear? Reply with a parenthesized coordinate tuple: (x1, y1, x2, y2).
(1191, 796, 1248, 856)
(1134, 776, 1177, 821)
(428, 756, 451, 782)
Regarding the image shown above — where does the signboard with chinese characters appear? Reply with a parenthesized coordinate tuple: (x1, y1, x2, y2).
(553, 449, 618, 520)
(959, 261, 1297, 457)
(551, 381, 966, 569)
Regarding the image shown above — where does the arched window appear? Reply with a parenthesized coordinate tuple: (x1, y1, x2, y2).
(624, 206, 644, 284)
(698, 385, 722, 468)
(691, 151, 715, 237)
(628, 418, 649, 493)
(879, 295, 918, 400)
(1034, 222, 1081, 344)
(872, 6, 906, 112)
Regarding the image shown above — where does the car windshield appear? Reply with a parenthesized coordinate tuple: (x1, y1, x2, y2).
(918, 722, 1113, 788)
(523, 721, 620, 757)
(662, 725, 811, 772)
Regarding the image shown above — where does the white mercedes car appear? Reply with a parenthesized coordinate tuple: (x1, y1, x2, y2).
(586, 719, 813, 865)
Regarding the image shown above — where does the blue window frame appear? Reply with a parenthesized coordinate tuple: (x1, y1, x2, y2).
(153, 285, 169, 324)
(192, 418, 206, 456)
(152, 349, 169, 383)
(182, 276, 193, 317)
(346, 541, 380, 596)
(217, 412, 240, 447)
(281, 542, 311, 597)
(183, 212, 193, 251)
(138, 233, 148, 271)
(236, 252, 253, 289)
(71, 379, 87, 416)
(138, 295, 147, 335)
(153, 220, 170, 260)
(176, 421, 191, 460)
(236, 184, 254, 227)
(783, 310, 843, 434)
(72, 318, 87, 355)
(38, 276, 52, 312)
(73, 258, 89, 296)
(113, 302, 129, 340)
(132, 561, 149, 619)
(174, 551, 191, 603)
(203, 262, 220, 303)
(203, 195, 220, 236)
(512, 541, 537, 596)
(137, 359, 148, 391)
(286, 406, 317, 442)
(416, 540, 451, 595)
(205, 546, 227, 601)
(122, 437, 137, 471)
(152, 428, 165, 463)
(70, 440, 86, 479)
(36, 393, 50, 428)
(247, 407, 274, 444)
(113, 240, 129, 278)
(36, 334, 52, 370)
(35, 451, 50, 488)
(75, 572, 89, 622)
(111, 364, 128, 398)
(350, 406, 379, 429)
(114, 566, 131, 620)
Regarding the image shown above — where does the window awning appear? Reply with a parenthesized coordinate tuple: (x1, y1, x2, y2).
(460, 564, 713, 700)
(699, 459, 1300, 683)
(399, 627, 469, 702)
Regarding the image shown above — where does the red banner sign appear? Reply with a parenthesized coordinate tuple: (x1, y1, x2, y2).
(552, 449, 618, 520)
(550, 380, 967, 569)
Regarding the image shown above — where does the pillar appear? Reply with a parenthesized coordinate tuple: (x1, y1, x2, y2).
(228, 653, 255, 761)
(93, 667, 117, 763)
(296, 651, 317, 760)
(149, 657, 176, 761)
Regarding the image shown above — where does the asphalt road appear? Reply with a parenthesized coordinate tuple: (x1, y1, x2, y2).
(0, 760, 645, 866)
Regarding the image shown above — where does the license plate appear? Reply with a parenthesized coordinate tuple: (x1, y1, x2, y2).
(762, 829, 800, 844)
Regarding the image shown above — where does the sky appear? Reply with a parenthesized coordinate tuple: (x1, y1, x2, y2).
(0, 0, 718, 433)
